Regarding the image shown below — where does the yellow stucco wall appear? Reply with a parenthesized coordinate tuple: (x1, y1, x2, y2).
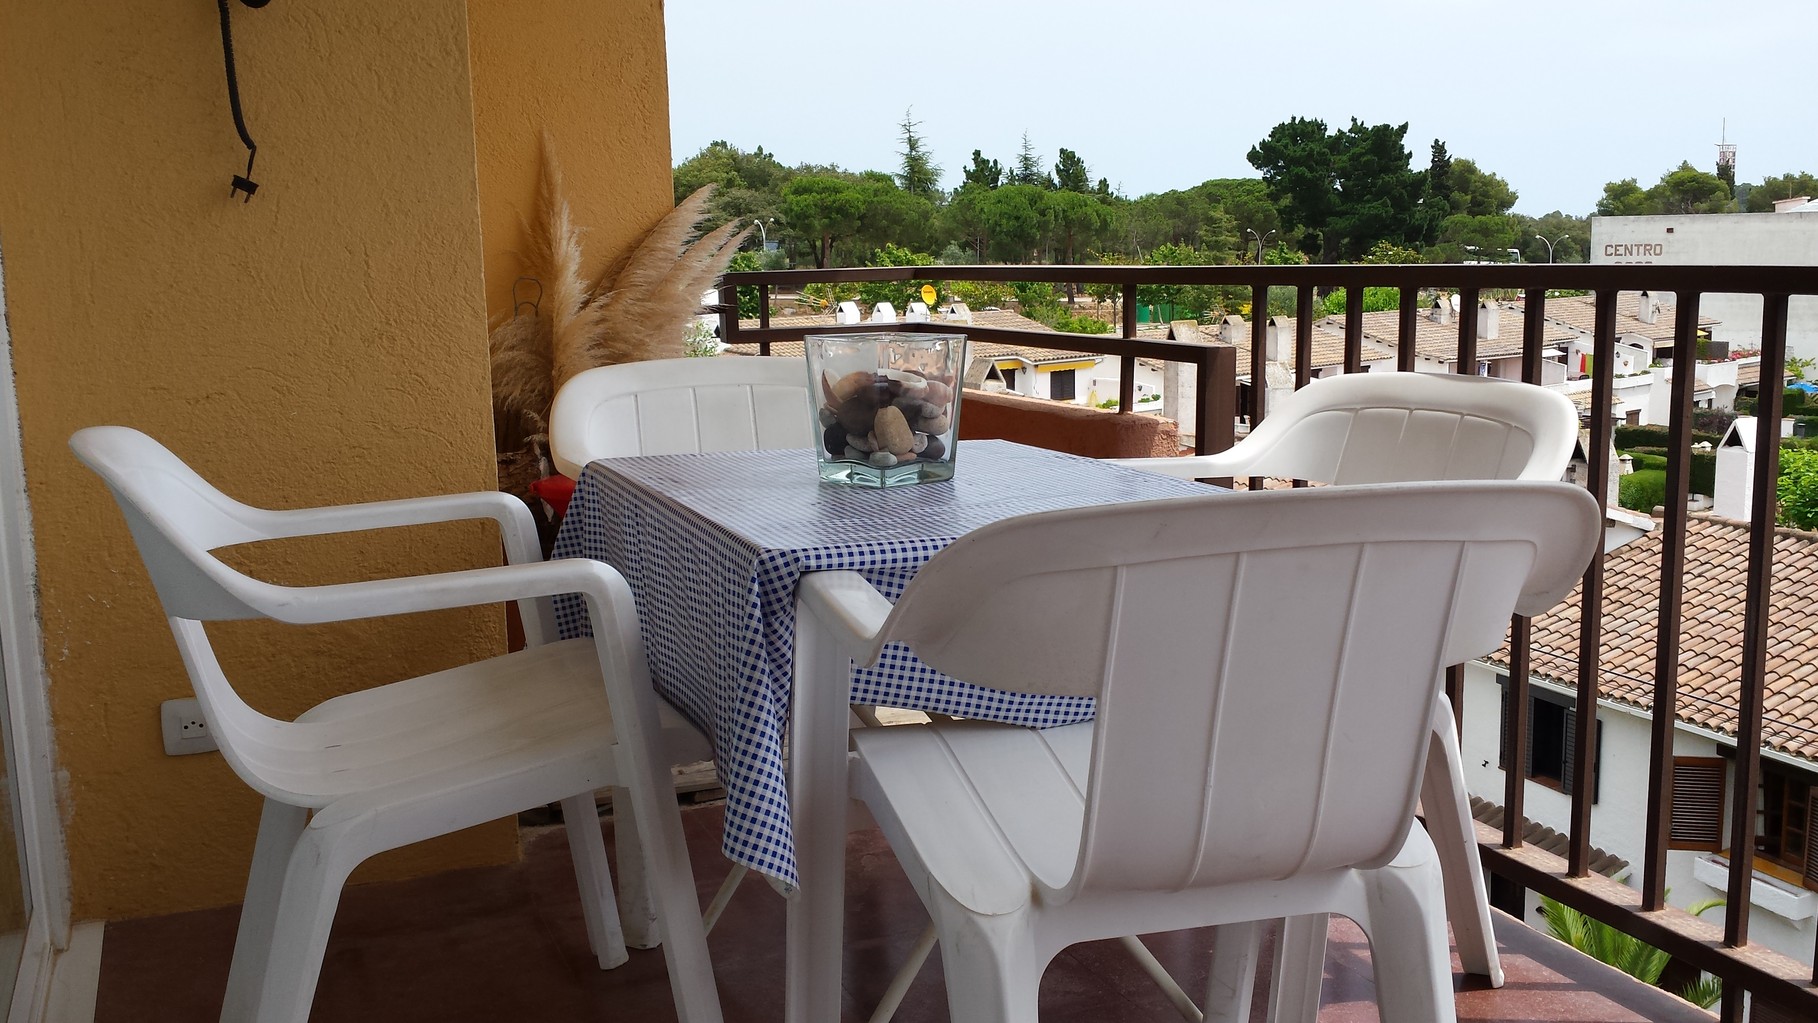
(0, 1, 516, 919)
(468, 0, 675, 324)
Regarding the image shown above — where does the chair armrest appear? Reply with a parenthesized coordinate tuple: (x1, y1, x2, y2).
(796, 571, 895, 666)
(240, 557, 614, 631)
(255, 491, 543, 568)
(1104, 453, 1247, 480)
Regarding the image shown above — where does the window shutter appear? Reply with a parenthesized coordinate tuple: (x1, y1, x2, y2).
(1805, 789, 1818, 890)
(1560, 710, 1602, 804)
(1669, 757, 1726, 851)
(1498, 678, 1510, 771)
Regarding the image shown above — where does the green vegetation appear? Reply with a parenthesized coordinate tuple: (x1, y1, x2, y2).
(1539, 895, 1723, 1010)
(672, 120, 1809, 294)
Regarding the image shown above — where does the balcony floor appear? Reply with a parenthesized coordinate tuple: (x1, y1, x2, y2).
(95, 802, 1716, 1022)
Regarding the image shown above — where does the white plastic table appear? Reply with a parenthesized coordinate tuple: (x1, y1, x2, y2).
(551, 439, 1214, 1021)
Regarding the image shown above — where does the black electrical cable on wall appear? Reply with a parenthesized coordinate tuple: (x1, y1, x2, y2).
(217, 0, 270, 201)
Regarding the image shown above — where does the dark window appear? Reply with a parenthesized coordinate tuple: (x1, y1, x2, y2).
(1049, 369, 1076, 401)
(1500, 678, 1600, 801)
(1668, 757, 1725, 852)
(1000, 367, 1018, 392)
(1757, 761, 1818, 890)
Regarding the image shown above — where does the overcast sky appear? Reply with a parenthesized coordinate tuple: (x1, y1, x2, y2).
(665, 0, 1812, 216)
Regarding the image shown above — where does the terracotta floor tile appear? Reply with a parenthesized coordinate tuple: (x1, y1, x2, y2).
(96, 802, 1720, 1023)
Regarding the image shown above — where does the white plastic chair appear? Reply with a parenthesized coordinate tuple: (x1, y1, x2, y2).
(802, 481, 1599, 1023)
(70, 427, 723, 1023)
(1112, 370, 1580, 1006)
(1109, 370, 1579, 485)
(549, 354, 818, 938)
(548, 355, 813, 478)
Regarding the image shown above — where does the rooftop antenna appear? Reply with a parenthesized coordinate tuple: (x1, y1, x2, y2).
(1716, 117, 1737, 181)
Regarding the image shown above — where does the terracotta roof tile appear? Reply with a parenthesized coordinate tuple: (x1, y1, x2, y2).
(1489, 515, 1818, 763)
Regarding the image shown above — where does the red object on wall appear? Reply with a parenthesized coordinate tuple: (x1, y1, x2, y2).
(528, 474, 575, 520)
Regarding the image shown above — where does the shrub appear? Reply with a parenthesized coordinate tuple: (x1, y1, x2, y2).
(1618, 469, 1667, 513)
(1778, 449, 1818, 529)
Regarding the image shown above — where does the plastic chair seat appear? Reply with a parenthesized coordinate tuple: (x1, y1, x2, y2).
(853, 720, 1094, 915)
(289, 637, 712, 804)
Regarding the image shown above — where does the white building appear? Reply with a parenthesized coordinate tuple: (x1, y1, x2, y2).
(1591, 207, 1818, 359)
(1461, 492, 1818, 970)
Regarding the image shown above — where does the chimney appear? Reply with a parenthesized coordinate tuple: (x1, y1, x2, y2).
(1635, 291, 1657, 325)
(1477, 302, 1500, 341)
(1220, 313, 1245, 346)
(1266, 316, 1288, 363)
(835, 300, 862, 324)
(1714, 418, 1756, 521)
(1430, 295, 1452, 325)
(871, 302, 899, 323)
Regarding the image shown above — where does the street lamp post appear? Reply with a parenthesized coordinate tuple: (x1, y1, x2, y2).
(753, 218, 774, 250)
(1535, 233, 1569, 263)
(1246, 228, 1277, 264)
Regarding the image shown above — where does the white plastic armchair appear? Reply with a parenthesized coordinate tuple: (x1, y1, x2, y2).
(549, 355, 813, 478)
(1109, 371, 1579, 484)
(802, 481, 1599, 1023)
(1113, 369, 1581, 1007)
(70, 427, 723, 1023)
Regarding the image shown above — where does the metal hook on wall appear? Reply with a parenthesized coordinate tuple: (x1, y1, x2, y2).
(216, 0, 273, 203)
(512, 277, 544, 320)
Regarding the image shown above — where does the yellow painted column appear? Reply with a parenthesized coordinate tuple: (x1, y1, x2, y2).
(0, 0, 511, 919)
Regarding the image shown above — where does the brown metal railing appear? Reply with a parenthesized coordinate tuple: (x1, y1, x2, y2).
(722, 262, 1818, 1018)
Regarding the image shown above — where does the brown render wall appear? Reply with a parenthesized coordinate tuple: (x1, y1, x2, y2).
(0, 0, 673, 921)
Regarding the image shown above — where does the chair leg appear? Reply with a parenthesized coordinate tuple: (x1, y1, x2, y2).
(560, 793, 630, 969)
(622, 773, 723, 1023)
(867, 922, 938, 1023)
(1121, 934, 1201, 1022)
(702, 864, 747, 936)
(932, 899, 1042, 1023)
(1265, 915, 1329, 1023)
(1359, 837, 1458, 1023)
(609, 784, 662, 949)
(1426, 695, 1504, 985)
(248, 824, 362, 1023)
(1201, 921, 1260, 1023)
(220, 800, 309, 1023)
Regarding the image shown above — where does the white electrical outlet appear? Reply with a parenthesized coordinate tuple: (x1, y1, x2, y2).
(160, 698, 217, 756)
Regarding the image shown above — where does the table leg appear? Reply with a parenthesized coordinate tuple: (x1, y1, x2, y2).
(787, 596, 855, 1023)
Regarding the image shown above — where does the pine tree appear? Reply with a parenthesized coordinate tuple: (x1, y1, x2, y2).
(896, 108, 942, 202)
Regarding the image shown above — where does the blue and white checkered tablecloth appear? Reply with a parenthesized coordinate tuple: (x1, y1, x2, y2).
(551, 439, 1216, 888)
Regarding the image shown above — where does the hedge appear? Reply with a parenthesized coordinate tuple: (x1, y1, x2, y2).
(1618, 469, 1668, 513)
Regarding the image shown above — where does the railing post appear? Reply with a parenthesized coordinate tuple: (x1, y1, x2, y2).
(1641, 294, 1701, 911)
(1727, 293, 1790, 955)
(1569, 291, 1617, 878)
(1397, 287, 1419, 373)
(1121, 281, 1138, 413)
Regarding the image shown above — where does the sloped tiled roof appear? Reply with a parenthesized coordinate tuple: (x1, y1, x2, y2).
(1136, 317, 1388, 372)
(733, 308, 1105, 366)
(1349, 306, 1579, 364)
(1538, 293, 1720, 344)
(1488, 516, 1818, 763)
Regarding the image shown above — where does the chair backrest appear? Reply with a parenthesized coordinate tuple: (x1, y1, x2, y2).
(1230, 372, 1578, 484)
(876, 481, 1598, 902)
(71, 426, 366, 804)
(548, 356, 814, 477)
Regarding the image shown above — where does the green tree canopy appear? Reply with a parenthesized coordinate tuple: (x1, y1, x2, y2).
(962, 149, 1002, 190)
(1054, 147, 1091, 192)
(895, 108, 942, 202)
(1011, 132, 1053, 188)
(1649, 161, 1733, 214)
(1596, 163, 1734, 216)
(1744, 171, 1818, 212)
(1248, 117, 1420, 262)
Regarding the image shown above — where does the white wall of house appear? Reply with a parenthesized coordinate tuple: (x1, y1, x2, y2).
(1460, 662, 1816, 967)
(1590, 213, 1818, 359)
